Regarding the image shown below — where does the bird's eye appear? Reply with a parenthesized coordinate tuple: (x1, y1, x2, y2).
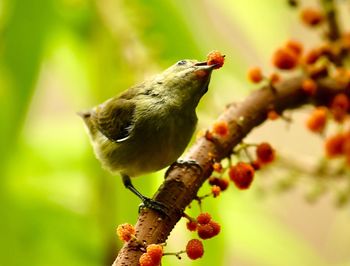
(177, 60, 187, 66)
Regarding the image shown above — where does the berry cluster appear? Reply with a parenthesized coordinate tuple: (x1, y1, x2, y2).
(139, 244, 163, 266)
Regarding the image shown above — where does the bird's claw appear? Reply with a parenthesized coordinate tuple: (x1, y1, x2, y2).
(165, 159, 203, 178)
(139, 197, 169, 217)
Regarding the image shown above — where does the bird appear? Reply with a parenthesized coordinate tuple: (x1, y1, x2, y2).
(79, 59, 217, 213)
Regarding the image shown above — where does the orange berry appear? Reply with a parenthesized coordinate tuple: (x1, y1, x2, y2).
(300, 8, 324, 26)
(256, 142, 275, 164)
(267, 110, 279, 120)
(211, 185, 221, 197)
(273, 47, 299, 70)
(213, 162, 223, 173)
(186, 220, 198, 232)
(301, 78, 317, 96)
(286, 40, 303, 57)
(116, 223, 135, 242)
(197, 213, 211, 225)
(248, 67, 263, 83)
(139, 253, 156, 266)
(207, 51, 225, 69)
(306, 107, 328, 133)
(213, 121, 229, 137)
(304, 48, 322, 65)
(325, 133, 345, 157)
(186, 239, 204, 260)
(229, 162, 255, 189)
(269, 72, 281, 85)
(146, 244, 163, 265)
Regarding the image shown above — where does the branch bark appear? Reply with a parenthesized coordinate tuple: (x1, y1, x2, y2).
(113, 75, 348, 266)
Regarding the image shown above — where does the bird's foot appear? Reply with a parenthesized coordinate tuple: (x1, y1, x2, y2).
(165, 159, 203, 178)
(139, 197, 169, 217)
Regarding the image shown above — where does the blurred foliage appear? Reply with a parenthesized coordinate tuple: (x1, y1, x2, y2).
(0, 0, 349, 266)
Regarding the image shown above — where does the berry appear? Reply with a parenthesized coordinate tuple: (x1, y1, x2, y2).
(330, 93, 349, 122)
(213, 162, 223, 173)
(146, 244, 163, 265)
(197, 213, 211, 225)
(207, 51, 225, 69)
(211, 185, 221, 197)
(286, 40, 303, 57)
(116, 223, 135, 242)
(139, 253, 156, 266)
(251, 160, 261, 170)
(213, 121, 229, 137)
(267, 110, 279, 120)
(256, 142, 275, 164)
(325, 133, 345, 157)
(186, 239, 204, 260)
(273, 47, 299, 70)
(229, 162, 255, 189)
(300, 8, 324, 26)
(306, 107, 328, 133)
(186, 220, 198, 232)
(208, 176, 220, 186)
(301, 78, 317, 96)
(197, 224, 214, 239)
(269, 72, 281, 85)
(218, 178, 229, 191)
(208, 221, 221, 237)
(248, 67, 263, 83)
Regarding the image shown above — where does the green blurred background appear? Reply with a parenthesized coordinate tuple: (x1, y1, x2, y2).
(1, 0, 350, 265)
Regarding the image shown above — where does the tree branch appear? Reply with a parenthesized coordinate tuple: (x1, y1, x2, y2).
(112, 75, 347, 266)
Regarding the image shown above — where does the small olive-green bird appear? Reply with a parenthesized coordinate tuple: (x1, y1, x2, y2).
(80, 59, 217, 213)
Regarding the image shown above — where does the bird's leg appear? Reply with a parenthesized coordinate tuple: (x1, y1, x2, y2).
(165, 159, 203, 178)
(121, 174, 169, 216)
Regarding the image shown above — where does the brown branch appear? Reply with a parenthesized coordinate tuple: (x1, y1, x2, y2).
(320, 0, 341, 42)
(112, 75, 348, 266)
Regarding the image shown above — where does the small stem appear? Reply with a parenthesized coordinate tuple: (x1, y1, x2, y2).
(163, 250, 186, 260)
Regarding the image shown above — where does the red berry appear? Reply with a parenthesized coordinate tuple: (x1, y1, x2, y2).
(139, 253, 156, 266)
(306, 107, 328, 133)
(325, 133, 345, 157)
(256, 142, 275, 164)
(197, 213, 211, 225)
(269, 72, 281, 85)
(207, 51, 225, 69)
(218, 178, 229, 191)
(186, 220, 198, 232)
(273, 47, 298, 70)
(208, 220, 221, 237)
(286, 40, 303, 57)
(116, 223, 135, 242)
(267, 110, 279, 120)
(229, 162, 255, 189)
(146, 244, 163, 265)
(213, 121, 229, 137)
(301, 78, 317, 96)
(330, 93, 350, 122)
(197, 224, 214, 239)
(186, 239, 204, 260)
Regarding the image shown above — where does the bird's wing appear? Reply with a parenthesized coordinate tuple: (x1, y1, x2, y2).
(95, 97, 136, 143)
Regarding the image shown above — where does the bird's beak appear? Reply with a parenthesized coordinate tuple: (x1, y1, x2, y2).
(194, 61, 218, 70)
